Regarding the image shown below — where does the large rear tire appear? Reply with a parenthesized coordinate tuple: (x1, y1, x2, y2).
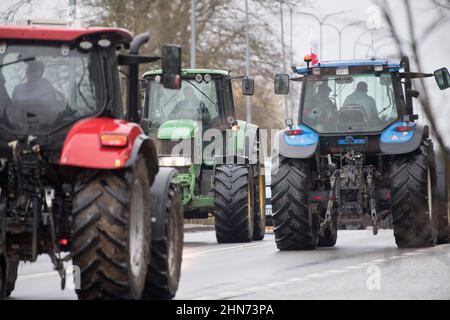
(390, 139, 438, 248)
(72, 157, 151, 300)
(436, 149, 450, 244)
(142, 184, 183, 299)
(271, 156, 318, 250)
(214, 165, 254, 243)
(5, 259, 18, 297)
(252, 165, 266, 241)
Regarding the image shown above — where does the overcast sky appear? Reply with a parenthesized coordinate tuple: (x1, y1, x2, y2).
(0, 0, 449, 139)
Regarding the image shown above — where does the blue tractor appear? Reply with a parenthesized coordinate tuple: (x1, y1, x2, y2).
(272, 57, 450, 250)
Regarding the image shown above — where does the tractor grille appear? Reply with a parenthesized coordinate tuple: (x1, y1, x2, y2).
(157, 138, 195, 159)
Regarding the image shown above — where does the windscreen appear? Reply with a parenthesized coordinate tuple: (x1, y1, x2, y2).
(301, 73, 398, 133)
(0, 43, 102, 135)
(146, 78, 219, 129)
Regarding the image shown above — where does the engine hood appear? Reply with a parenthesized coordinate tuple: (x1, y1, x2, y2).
(157, 119, 200, 140)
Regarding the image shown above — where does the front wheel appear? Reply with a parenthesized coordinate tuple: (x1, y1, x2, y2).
(390, 139, 438, 248)
(72, 157, 152, 299)
(214, 165, 254, 243)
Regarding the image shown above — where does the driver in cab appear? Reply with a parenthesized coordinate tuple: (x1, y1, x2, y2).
(304, 82, 337, 129)
(170, 85, 211, 125)
(343, 81, 379, 125)
(12, 60, 58, 105)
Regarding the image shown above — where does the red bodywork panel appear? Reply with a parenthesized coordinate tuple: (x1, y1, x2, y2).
(0, 25, 133, 43)
(60, 118, 143, 169)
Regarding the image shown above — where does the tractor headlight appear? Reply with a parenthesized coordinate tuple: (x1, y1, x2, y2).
(158, 156, 192, 167)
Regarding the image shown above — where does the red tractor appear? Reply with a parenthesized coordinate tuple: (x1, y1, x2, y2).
(0, 21, 184, 300)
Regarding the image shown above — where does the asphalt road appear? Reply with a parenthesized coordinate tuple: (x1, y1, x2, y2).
(8, 229, 450, 300)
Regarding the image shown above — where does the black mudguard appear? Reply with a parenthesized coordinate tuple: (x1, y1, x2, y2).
(273, 129, 317, 159)
(150, 167, 179, 241)
(125, 134, 159, 185)
(380, 125, 428, 155)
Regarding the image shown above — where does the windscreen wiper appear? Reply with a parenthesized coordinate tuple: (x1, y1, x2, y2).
(0, 56, 35, 68)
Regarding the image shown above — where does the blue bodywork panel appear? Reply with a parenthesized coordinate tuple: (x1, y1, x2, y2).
(296, 60, 401, 75)
(337, 136, 367, 145)
(284, 124, 319, 146)
(380, 122, 415, 144)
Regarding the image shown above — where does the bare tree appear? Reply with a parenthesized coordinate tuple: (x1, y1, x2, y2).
(376, 0, 450, 167)
(0, 0, 33, 23)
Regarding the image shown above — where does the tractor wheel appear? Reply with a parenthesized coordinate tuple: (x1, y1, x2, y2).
(252, 165, 266, 241)
(318, 214, 338, 247)
(214, 164, 254, 243)
(0, 260, 5, 300)
(271, 156, 318, 250)
(5, 259, 19, 297)
(142, 184, 183, 299)
(436, 149, 450, 244)
(72, 157, 151, 300)
(390, 139, 438, 248)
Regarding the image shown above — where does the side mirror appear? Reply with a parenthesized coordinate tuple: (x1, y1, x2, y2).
(242, 78, 254, 96)
(434, 67, 450, 90)
(274, 74, 290, 95)
(162, 45, 182, 90)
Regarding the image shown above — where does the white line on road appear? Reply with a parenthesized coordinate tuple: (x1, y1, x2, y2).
(17, 271, 59, 281)
(371, 258, 388, 263)
(343, 265, 365, 270)
(183, 242, 273, 259)
(304, 273, 331, 279)
(325, 269, 349, 274)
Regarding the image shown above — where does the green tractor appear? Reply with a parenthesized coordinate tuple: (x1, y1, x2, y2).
(142, 69, 266, 243)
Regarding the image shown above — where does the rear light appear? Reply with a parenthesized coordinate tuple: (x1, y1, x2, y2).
(395, 126, 414, 132)
(100, 134, 128, 147)
(312, 195, 322, 201)
(286, 129, 302, 136)
(59, 238, 69, 246)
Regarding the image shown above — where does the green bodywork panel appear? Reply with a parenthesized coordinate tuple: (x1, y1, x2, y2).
(157, 119, 200, 139)
(143, 68, 230, 78)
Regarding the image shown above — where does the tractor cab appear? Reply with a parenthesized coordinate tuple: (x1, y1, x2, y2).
(0, 25, 133, 139)
(275, 59, 449, 137)
(143, 69, 253, 133)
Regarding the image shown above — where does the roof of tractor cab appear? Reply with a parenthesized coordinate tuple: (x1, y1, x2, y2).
(295, 59, 401, 75)
(0, 24, 133, 44)
(143, 68, 230, 78)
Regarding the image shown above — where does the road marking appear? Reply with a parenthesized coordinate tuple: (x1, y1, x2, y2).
(343, 265, 365, 270)
(17, 271, 59, 281)
(371, 259, 388, 263)
(286, 277, 306, 282)
(243, 286, 264, 292)
(304, 273, 331, 279)
(264, 281, 286, 288)
(325, 269, 349, 274)
(389, 256, 401, 260)
(401, 252, 423, 256)
(358, 262, 376, 266)
(183, 242, 273, 259)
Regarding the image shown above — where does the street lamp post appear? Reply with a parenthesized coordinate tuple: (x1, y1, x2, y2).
(244, 0, 251, 122)
(293, 10, 349, 60)
(280, 1, 289, 119)
(323, 20, 364, 60)
(190, 0, 196, 68)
